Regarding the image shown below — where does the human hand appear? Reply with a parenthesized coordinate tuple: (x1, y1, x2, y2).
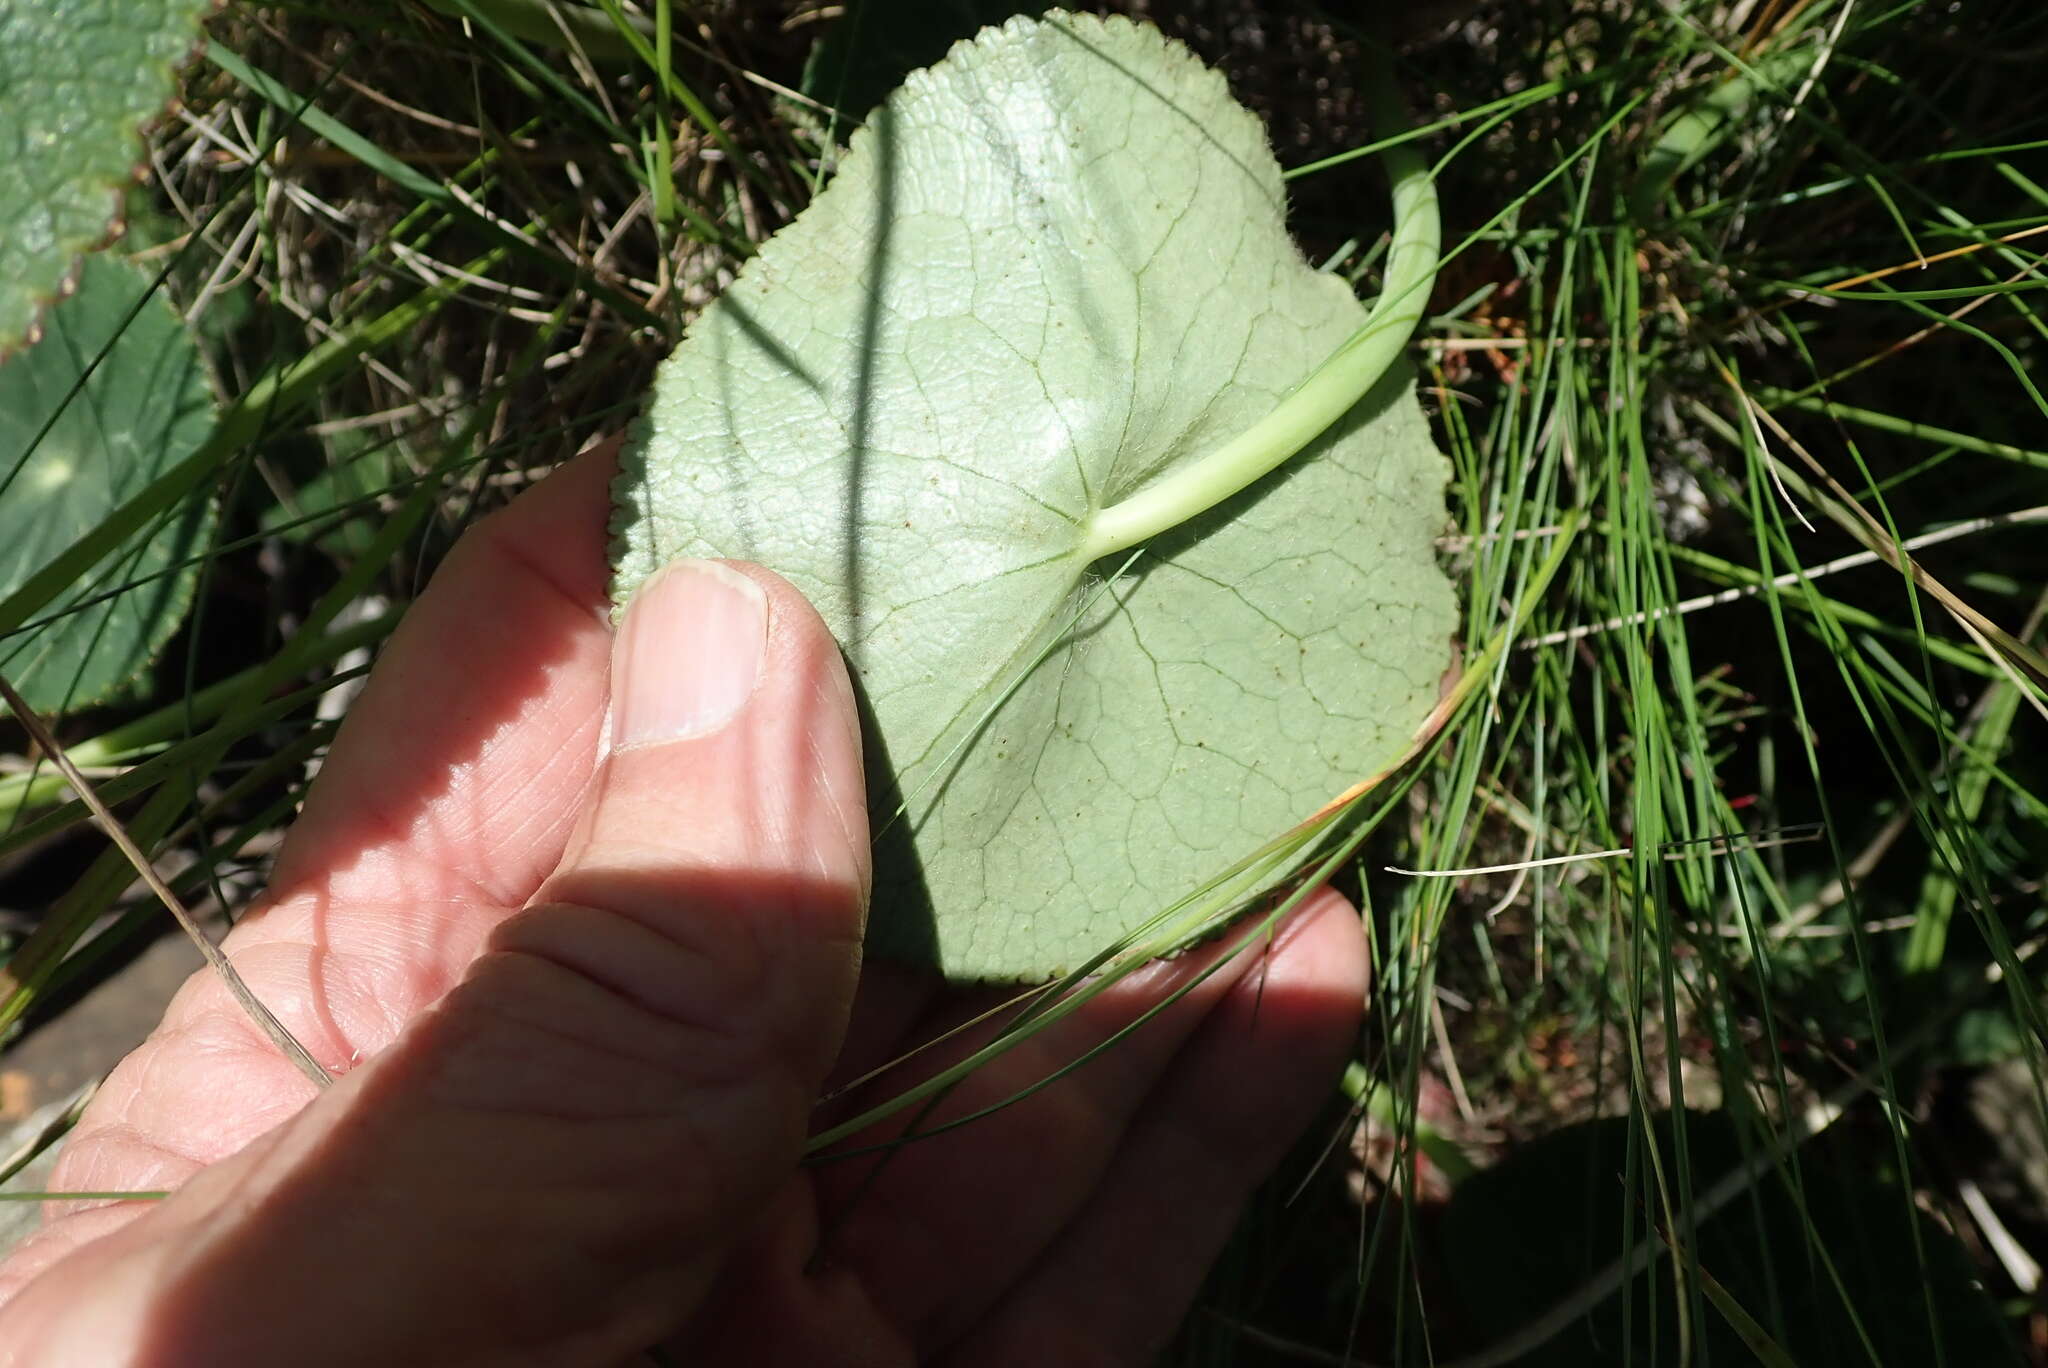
(0, 441, 1367, 1366)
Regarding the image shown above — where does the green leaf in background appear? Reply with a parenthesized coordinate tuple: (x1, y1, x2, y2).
(0, 254, 216, 714)
(0, 0, 214, 353)
(615, 13, 1456, 980)
(259, 433, 407, 560)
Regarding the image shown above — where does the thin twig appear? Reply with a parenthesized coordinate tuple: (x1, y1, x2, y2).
(0, 674, 330, 1090)
(1429, 995, 1476, 1123)
(1522, 505, 2048, 649)
(1737, 382, 2048, 705)
(1957, 1178, 2041, 1294)
(1387, 826, 1821, 878)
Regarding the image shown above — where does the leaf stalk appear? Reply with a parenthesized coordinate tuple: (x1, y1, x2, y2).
(1080, 60, 1441, 561)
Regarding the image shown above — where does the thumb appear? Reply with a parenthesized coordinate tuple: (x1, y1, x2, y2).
(0, 561, 869, 1366)
(527, 557, 871, 1094)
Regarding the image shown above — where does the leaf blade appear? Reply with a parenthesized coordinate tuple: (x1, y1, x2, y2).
(0, 0, 211, 351)
(615, 12, 1458, 979)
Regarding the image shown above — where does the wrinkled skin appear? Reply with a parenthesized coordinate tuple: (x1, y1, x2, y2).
(0, 441, 1366, 1366)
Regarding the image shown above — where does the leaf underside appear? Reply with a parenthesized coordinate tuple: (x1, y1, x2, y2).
(614, 12, 1457, 982)
(0, 0, 212, 353)
(0, 254, 217, 714)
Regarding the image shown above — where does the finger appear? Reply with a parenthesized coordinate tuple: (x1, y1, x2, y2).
(937, 887, 1367, 1367)
(810, 901, 1330, 1352)
(0, 444, 627, 1301)
(511, 556, 872, 1153)
(247, 435, 625, 970)
(0, 562, 870, 1365)
(142, 437, 628, 1074)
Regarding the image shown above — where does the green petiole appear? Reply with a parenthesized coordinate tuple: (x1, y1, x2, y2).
(1080, 58, 1441, 561)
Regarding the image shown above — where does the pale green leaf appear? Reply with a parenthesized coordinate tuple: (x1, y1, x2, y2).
(613, 12, 1456, 980)
(0, 0, 212, 352)
(0, 254, 216, 713)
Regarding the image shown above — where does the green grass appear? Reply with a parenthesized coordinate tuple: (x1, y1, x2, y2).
(3, 0, 2046, 1363)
